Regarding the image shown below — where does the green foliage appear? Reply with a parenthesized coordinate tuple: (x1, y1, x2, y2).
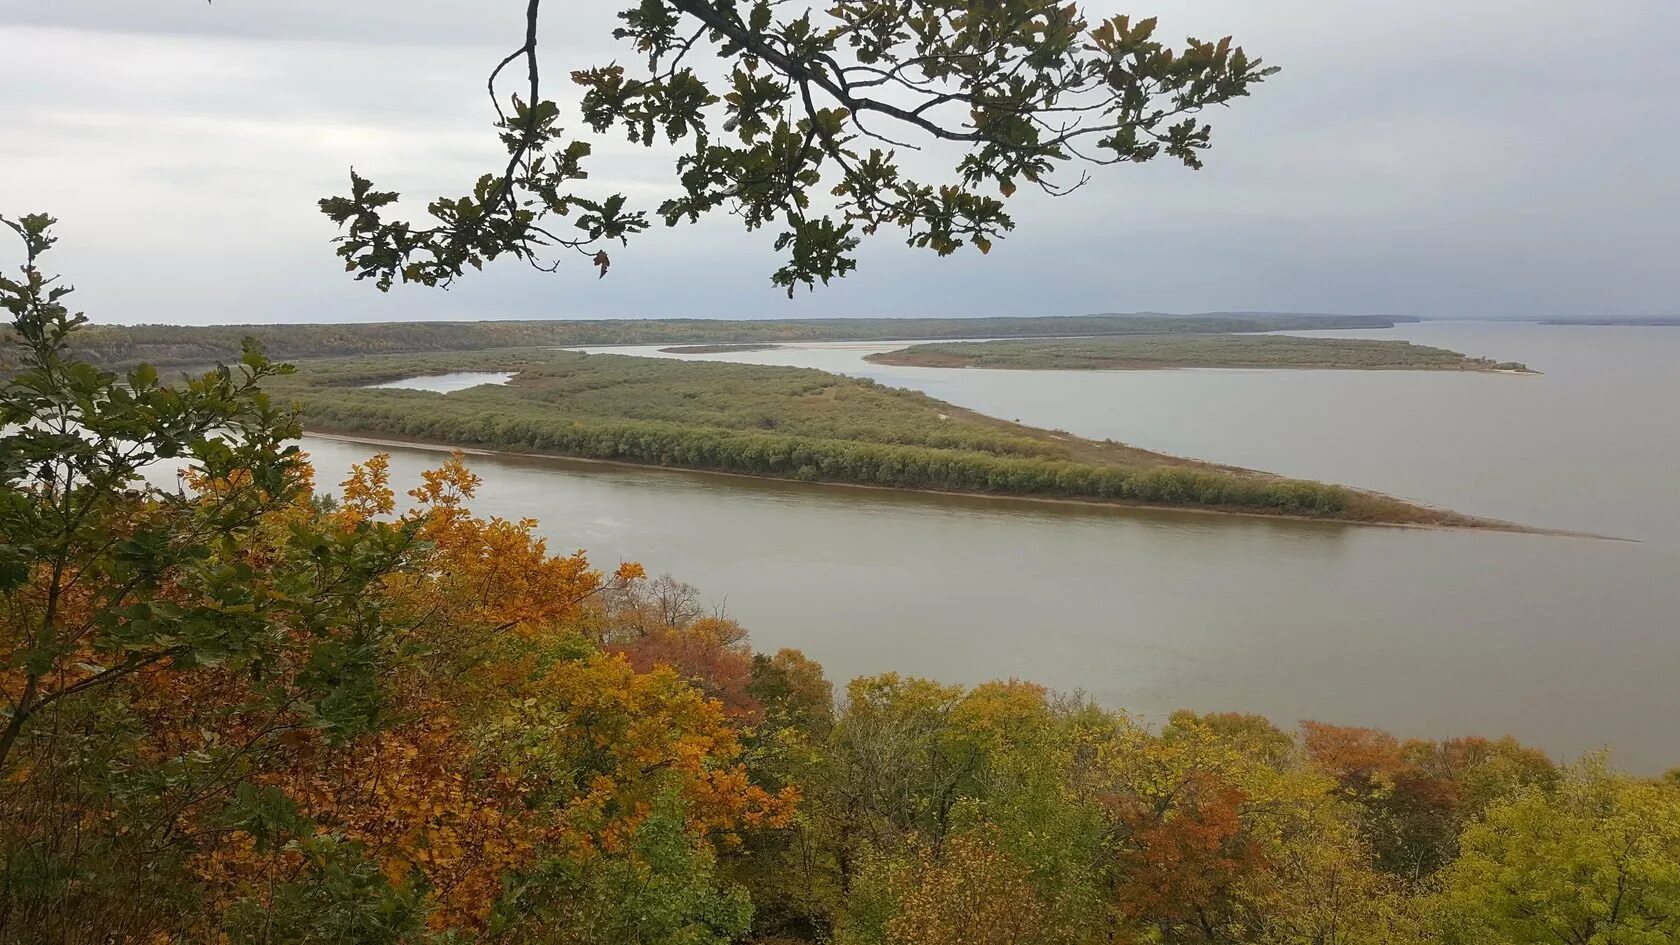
(817, 679, 1110, 945)
(0, 213, 364, 766)
(499, 795, 753, 945)
(272, 348, 1369, 518)
(322, 2, 1277, 294)
(1, 217, 427, 940)
(869, 334, 1533, 372)
(1435, 759, 1680, 944)
(224, 835, 435, 945)
(748, 648, 835, 737)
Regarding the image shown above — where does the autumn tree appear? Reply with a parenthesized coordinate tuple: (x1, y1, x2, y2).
(1435, 759, 1680, 945)
(9, 5, 1664, 935)
(825, 680, 1106, 945)
(0, 221, 796, 941)
(321, 1, 1277, 295)
(0, 213, 324, 772)
(1095, 711, 1429, 945)
(0, 216, 433, 937)
(1302, 721, 1558, 880)
(2, 219, 1625, 942)
(883, 831, 1050, 945)
(600, 575, 761, 719)
(749, 647, 835, 738)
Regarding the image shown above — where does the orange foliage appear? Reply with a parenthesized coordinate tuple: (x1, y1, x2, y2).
(1110, 772, 1267, 927)
(1300, 721, 1405, 794)
(500, 647, 797, 848)
(339, 452, 396, 520)
(115, 453, 790, 933)
(1304, 725, 1561, 875)
(197, 714, 538, 929)
(387, 452, 644, 636)
(613, 616, 760, 720)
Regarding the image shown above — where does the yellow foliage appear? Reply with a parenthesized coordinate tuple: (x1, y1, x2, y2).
(397, 453, 627, 636)
(886, 832, 1049, 945)
(339, 452, 396, 521)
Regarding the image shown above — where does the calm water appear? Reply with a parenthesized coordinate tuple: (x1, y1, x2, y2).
(367, 371, 514, 393)
(298, 322, 1680, 770)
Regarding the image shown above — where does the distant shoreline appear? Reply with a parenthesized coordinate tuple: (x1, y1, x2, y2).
(1538, 318, 1680, 327)
(867, 353, 1539, 373)
(864, 335, 1536, 374)
(66, 313, 1411, 371)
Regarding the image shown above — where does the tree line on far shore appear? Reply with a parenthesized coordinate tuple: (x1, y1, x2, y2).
(39, 313, 1404, 371)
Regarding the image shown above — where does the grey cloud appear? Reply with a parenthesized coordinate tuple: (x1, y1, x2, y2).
(0, 0, 1675, 323)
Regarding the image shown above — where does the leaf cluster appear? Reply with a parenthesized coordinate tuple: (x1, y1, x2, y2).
(321, 1, 1277, 295)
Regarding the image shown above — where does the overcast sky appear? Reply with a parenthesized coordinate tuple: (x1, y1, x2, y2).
(1, 1, 1675, 324)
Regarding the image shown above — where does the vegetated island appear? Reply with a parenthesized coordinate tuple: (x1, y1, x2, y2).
(273, 349, 1518, 529)
(1539, 317, 1680, 327)
(658, 343, 783, 354)
(866, 334, 1534, 372)
(54, 312, 1408, 370)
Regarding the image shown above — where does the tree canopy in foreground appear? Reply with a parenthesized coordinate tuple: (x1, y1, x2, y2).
(319, 1, 1277, 295)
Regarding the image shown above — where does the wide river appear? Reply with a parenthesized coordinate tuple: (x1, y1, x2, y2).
(298, 321, 1680, 771)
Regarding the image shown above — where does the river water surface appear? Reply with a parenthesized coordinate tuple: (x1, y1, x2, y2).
(301, 321, 1680, 770)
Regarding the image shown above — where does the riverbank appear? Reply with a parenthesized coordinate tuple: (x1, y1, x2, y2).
(303, 428, 1566, 534)
(865, 335, 1534, 372)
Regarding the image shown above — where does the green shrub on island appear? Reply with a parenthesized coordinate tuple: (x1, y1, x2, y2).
(267, 350, 1475, 522)
(868, 334, 1532, 372)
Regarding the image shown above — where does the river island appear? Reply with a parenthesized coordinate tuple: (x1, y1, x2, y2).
(865, 335, 1533, 372)
(658, 343, 784, 354)
(271, 348, 1524, 530)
